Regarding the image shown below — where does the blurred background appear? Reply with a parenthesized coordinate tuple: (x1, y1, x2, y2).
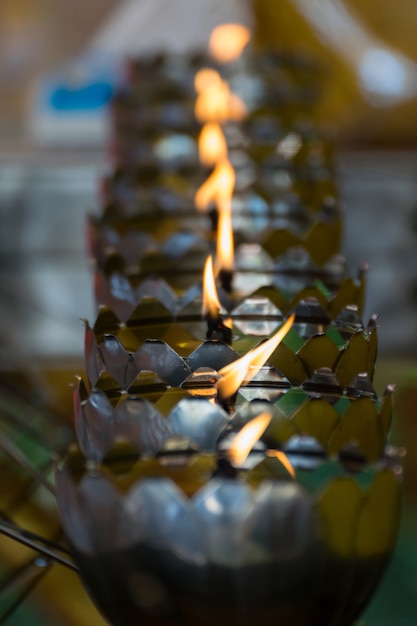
(0, 0, 417, 624)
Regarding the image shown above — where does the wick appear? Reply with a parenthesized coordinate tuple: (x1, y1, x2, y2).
(209, 207, 218, 232)
(216, 389, 237, 415)
(206, 312, 232, 344)
(218, 268, 233, 293)
(213, 454, 238, 478)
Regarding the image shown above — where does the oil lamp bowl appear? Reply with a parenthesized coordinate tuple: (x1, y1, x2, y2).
(56, 444, 403, 626)
(112, 49, 323, 128)
(85, 298, 376, 391)
(87, 203, 342, 271)
(74, 367, 393, 464)
(93, 256, 365, 324)
(101, 165, 337, 225)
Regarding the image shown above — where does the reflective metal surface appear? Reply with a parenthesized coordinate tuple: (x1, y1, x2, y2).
(56, 447, 402, 626)
(74, 370, 392, 463)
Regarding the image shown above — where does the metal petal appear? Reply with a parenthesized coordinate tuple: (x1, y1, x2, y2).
(134, 339, 191, 386)
(238, 481, 324, 626)
(115, 398, 173, 455)
(307, 476, 363, 625)
(292, 397, 339, 448)
(57, 467, 121, 555)
(328, 397, 383, 461)
(192, 478, 255, 567)
(168, 399, 229, 451)
(122, 478, 205, 566)
(100, 334, 136, 389)
(75, 388, 114, 462)
(339, 468, 402, 626)
(84, 323, 104, 386)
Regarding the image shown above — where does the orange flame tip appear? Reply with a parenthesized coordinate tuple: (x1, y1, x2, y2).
(198, 123, 228, 167)
(202, 256, 221, 319)
(209, 24, 251, 63)
(227, 92, 247, 121)
(216, 314, 295, 399)
(195, 159, 235, 212)
(228, 413, 271, 466)
(216, 199, 234, 273)
(194, 68, 222, 94)
(267, 450, 296, 478)
(195, 74, 246, 123)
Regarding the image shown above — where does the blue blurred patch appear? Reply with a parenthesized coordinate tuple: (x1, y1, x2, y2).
(49, 81, 113, 111)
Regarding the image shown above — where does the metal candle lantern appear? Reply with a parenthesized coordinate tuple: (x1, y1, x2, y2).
(84, 297, 377, 386)
(74, 360, 393, 465)
(99, 151, 336, 228)
(88, 186, 342, 267)
(89, 193, 347, 323)
(105, 30, 337, 230)
(56, 33, 401, 626)
(56, 439, 402, 626)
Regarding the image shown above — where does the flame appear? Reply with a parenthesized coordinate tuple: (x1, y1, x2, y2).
(216, 199, 234, 273)
(228, 413, 271, 466)
(209, 23, 251, 63)
(198, 123, 228, 167)
(202, 256, 221, 319)
(216, 314, 295, 399)
(194, 68, 222, 94)
(194, 69, 246, 123)
(267, 450, 296, 478)
(195, 159, 235, 212)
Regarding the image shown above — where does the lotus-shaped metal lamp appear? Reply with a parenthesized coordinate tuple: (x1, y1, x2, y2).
(56, 438, 402, 626)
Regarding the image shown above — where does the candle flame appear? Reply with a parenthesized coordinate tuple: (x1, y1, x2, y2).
(194, 68, 222, 94)
(195, 159, 235, 212)
(228, 413, 271, 466)
(216, 199, 234, 273)
(202, 256, 221, 319)
(216, 314, 295, 399)
(267, 450, 296, 478)
(194, 69, 246, 123)
(198, 122, 228, 167)
(209, 23, 251, 63)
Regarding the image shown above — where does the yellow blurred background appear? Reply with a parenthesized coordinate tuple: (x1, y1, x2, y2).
(253, 0, 417, 144)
